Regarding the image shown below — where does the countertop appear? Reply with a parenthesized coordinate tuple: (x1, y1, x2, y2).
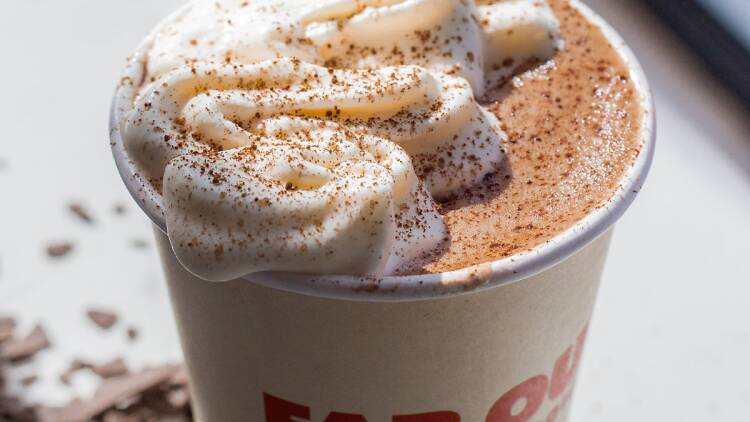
(0, 0, 748, 420)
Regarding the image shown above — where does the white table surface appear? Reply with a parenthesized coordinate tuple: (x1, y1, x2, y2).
(1, 1, 748, 420)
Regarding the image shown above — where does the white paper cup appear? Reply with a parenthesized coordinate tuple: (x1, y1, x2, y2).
(110, 2, 655, 420)
(154, 227, 612, 421)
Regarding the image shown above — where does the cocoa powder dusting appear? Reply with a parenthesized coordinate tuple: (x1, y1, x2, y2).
(408, 0, 642, 274)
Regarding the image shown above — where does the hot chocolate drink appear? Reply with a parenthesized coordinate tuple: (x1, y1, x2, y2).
(116, 0, 642, 280)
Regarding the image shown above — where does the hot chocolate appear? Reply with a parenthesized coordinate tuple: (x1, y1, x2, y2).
(116, 0, 642, 279)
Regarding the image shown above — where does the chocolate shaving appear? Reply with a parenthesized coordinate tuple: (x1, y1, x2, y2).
(1, 322, 45, 420)
(21, 372, 39, 387)
(168, 365, 189, 388)
(68, 203, 94, 224)
(0, 317, 16, 343)
(101, 411, 141, 422)
(61, 358, 129, 384)
(39, 365, 179, 422)
(0, 396, 37, 422)
(60, 359, 93, 385)
(6, 360, 192, 422)
(1, 325, 51, 362)
(1, 317, 192, 421)
(47, 243, 73, 258)
(92, 358, 129, 379)
(87, 309, 118, 330)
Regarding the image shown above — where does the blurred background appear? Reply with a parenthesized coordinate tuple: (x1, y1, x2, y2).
(0, 0, 748, 420)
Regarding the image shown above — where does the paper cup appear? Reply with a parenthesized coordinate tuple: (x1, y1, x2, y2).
(155, 227, 612, 421)
(109, 1, 655, 421)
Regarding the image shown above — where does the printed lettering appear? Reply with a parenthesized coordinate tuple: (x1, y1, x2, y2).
(263, 323, 590, 422)
(325, 412, 368, 421)
(393, 411, 461, 422)
(264, 393, 310, 422)
(548, 324, 588, 400)
(486, 375, 548, 422)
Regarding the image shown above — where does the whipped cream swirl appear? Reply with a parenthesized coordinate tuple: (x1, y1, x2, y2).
(121, 0, 562, 280)
(146, 0, 562, 96)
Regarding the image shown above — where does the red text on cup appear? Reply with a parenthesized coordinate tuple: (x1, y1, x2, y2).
(264, 323, 588, 422)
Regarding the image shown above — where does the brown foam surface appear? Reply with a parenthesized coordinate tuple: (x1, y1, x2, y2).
(409, 0, 642, 274)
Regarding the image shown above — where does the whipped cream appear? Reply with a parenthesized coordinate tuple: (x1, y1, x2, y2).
(122, 0, 562, 280)
(146, 0, 562, 95)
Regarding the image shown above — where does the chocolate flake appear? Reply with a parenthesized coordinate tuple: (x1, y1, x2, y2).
(47, 243, 73, 258)
(168, 365, 189, 388)
(0, 317, 16, 343)
(68, 203, 94, 224)
(60, 359, 93, 385)
(92, 358, 129, 379)
(21, 372, 39, 387)
(40, 365, 180, 422)
(2, 316, 192, 422)
(102, 411, 141, 422)
(0, 325, 51, 362)
(0, 395, 36, 422)
(86, 309, 118, 330)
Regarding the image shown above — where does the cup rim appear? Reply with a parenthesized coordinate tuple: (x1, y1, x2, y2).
(110, 0, 655, 302)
